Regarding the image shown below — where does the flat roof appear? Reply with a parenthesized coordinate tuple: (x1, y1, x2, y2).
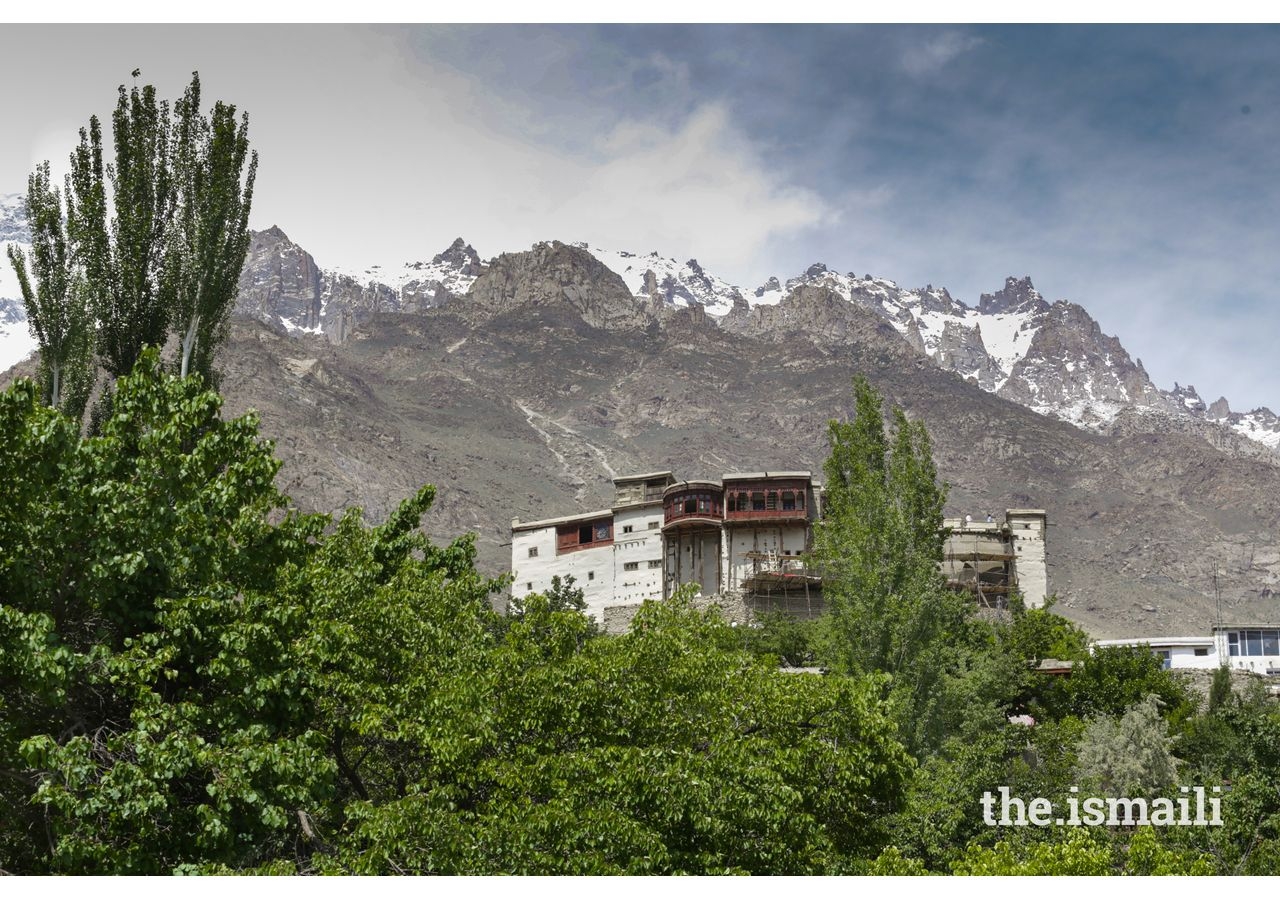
(722, 471, 812, 481)
(1214, 624, 1280, 631)
(612, 471, 675, 484)
(1094, 636, 1215, 647)
(512, 508, 614, 533)
(1006, 509, 1047, 516)
(663, 479, 723, 496)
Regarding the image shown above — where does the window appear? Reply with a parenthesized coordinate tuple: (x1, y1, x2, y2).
(528, 547, 539, 558)
(1266, 632, 1279, 656)
(579, 525, 593, 544)
(797, 492, 805, 510)
(1194, 647, 1209, 657)
(588, 571, 595, 580)
(648, 521, 659, 529)
(623, 562, 639, 571)
(1228, 632, 1240, 656)
(526, 582, 533, 591)
(751, 491, 765, 511)
(623, 525, 633, 534)
(781, 490, 796, 511)
(1248, 630, 1263, 657)
(697, 495, 710, 514)
(1158, 650, 1171, 671)
(766, 491, 777, 511)
(648, 560, 662, 569)
(683, 497, 697, 514)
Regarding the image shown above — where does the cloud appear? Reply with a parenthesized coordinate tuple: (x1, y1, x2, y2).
(898, 31, 983, 78)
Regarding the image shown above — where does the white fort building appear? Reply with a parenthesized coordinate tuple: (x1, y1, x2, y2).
(511, 470, 1049, 631)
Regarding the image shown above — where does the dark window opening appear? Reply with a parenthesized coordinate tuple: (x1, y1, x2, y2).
(751, 491, 765, 511)
(579, 525, 593, 544)
(781, 490, 796, 511)
(684, 497, 697, 514)
(1194, 648, 1209, 657)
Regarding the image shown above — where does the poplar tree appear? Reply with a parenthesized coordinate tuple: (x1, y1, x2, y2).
(5, 163, 93, 415)
(164, 72, 258, 381)
(66, 72, 176, 381)
(811, 376, 968, 753)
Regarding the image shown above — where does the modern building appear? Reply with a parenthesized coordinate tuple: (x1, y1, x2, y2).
(511, 468, 1051, 629)
(1093, 625, 1280, 674)
(1092, 636, 1220, 671)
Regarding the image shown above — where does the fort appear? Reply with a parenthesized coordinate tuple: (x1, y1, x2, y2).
(511, 470, 1048, 632)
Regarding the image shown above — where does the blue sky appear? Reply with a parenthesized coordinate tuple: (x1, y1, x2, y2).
(3, 24, 1277, 411)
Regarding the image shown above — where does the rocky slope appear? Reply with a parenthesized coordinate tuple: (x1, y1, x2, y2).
(6, 237, 1280, 639)
(204, 244, 1280, 639)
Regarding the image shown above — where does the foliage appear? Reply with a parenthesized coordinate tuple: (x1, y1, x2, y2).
(66, 73, 176, 382)
(742, 609, 818, 668)
(10, 70, 256, 411)
(0, 350, 332, 872)
(0, 362, 914, 874)
(164, 72, 258, 381)
(950, 828, 1114, 875)
(5, 163, 95, 416)
(810, 376, 972, 753)
(1076, 695, 1179, 798)
(325, 589, 912, 874)
(1039, 644, 1194, 723)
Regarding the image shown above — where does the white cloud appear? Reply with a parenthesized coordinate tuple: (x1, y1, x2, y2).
(899, 31, 983, 78)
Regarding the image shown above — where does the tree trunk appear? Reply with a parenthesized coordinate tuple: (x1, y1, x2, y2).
(180, 313, 200, 378)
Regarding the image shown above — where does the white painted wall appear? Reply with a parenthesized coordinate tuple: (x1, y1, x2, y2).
(512, 505, 667, 624)
(1094, 637, 1220, 671)
(1008, 512, 1048, 608)
(611, 504, 666, 607)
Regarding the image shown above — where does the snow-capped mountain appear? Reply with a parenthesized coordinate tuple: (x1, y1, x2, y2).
(3, 196, 1276, 462)
(0, 194, 37, 373)
(580, 244, 746, 316)
(1164, 384, 1280, 452)
(225, 227, 1277, 458)
(235, 228, 485, 341)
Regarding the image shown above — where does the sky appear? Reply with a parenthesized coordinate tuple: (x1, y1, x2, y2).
(1, 23, 1277, 412)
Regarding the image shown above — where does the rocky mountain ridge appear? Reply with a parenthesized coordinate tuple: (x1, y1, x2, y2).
(5, 237, 1280, 639)
(0, 190, 1276, 458)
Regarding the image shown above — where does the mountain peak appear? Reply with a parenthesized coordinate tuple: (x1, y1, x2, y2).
(977, 275, 1047, 316)
(430, 237, 483, 275)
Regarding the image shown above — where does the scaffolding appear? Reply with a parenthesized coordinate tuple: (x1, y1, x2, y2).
(740, 550, 823, 619)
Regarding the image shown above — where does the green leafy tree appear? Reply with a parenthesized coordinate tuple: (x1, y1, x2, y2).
(810, 375, 971, 753)
(325, 589, 912, 874)
(66, 73, 176, 383)
(164, 72, 258, 381)
(1076, 695, 1179, 798)
(0, 350, 331, 872)
(5, 163, 94, 416)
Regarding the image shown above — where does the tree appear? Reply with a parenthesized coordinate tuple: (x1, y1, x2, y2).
(66, 73, 176, 383)
(809, 375, 971, 753)
(5, 163, 94, 416)
(164, 72, 258, 381)
(325, 589, 912, 874)
(0, 350, 329, 872)
(55, 70, 254, 394)
(1076, 695, 1179, 798)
